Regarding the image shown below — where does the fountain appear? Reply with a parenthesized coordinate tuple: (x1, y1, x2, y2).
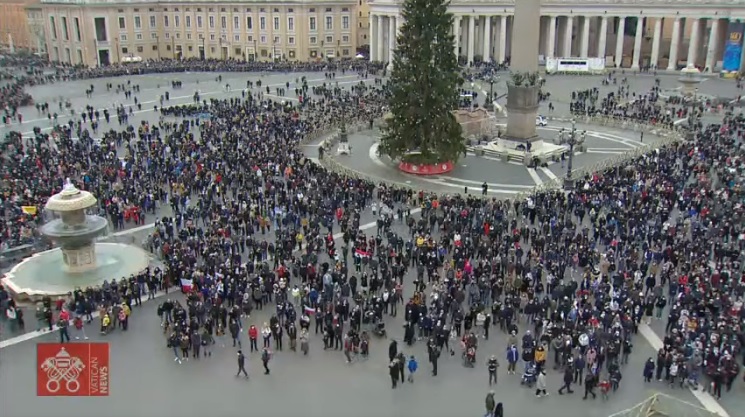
(1, 180, 152, 301)
(679, 64, 703, 98)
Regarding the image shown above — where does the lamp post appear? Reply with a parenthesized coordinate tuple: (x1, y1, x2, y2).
(337, 39, 340, 61)
(200, 34, 205, 60)
(253, 39, 257, 62)
(155, 34, 160, 60)
(563, 119, 582, 190)
(488, 75, 499, 110)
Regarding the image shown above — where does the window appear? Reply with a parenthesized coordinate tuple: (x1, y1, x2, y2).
(309, 8, 315, 12)
(197, 16, 202, 28)
(260, 35, 266, 43)
(325, 8, 332, 12)
(186, 16, 191, 28)
(309, 16, 316, 31)
(288, 36, 295, 45)
(50, 16, 57, 39)
(61, 17, 68, 41)
(163, 16, 169, 27)
(221, 33, 227, 40)
(342, 35, 349, 43)
(234, 34, 240, 42)
(151, 32, 157, 39)
(134, 16, 141, 30)
(233, 16, 239, 30)
(118, 17, 126, 30)
(165, 32, 170, 39)
(137, 46, 143, 52)
(288, 17, 294, 31)
(186, 33, 192, 40)
(246, 16, 253, 30)
(152, 45, 158, 51)
(273, 36, 280, 44)
(273, 17, 279, 31)
(221, 16, 226, 29)
(122, 47, 128, 54)
(247, 35, 253, 42)
(343, 48, 349, 56)
(209, 16, 214, 29)
(136, 33, 143, 40)
(325, 16, 333, 30)
(73, 17, 81, 41)
(120, 34, 127, 41)
(260, 16, 266, 31)
(310, 36, 317, 44)
(210, 34, 215, 41)
(342, 16, 349, 30)
(273, 8, 279, 13)
(174, 15, 180, 28)
(325, 35, 333, 43)
(149, 15, 156, 28)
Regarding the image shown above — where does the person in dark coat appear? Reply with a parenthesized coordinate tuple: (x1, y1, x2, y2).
(643, 357, 655, 382)
(494, 402, 503, 417)
(236, 350, 248, 378)
(388, 339, 398, 362)
(558, 366, 574, 394)
(397, 352, 406, 382)
(389, 359, 399, 389)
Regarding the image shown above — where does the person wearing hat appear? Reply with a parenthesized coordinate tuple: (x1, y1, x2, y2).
(236, 350, 248, 378)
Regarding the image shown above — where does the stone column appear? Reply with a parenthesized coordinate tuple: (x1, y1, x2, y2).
(705, 19, 720, 72)
(370, 14, 376, 61)
(467, 15, 475, 64)
(580, 16, 591, 58)
(615, 17, 625, 67)
(650, 18, 663, 69)
(388, 16, 396, 66)
(687, 18, 701, 66)
(598, 16, 608, 59)
(376, 16, 384, 62)
(483, 16, 492, 62)
(564, 16, 574, 57)
(667, 17, 681, 70)
(499, 15, 507, 63)
(632, 16, 644, 69)
(8, 34, 14, 54)
(547, 15, 556, 58)
(453, 16, 461, 59)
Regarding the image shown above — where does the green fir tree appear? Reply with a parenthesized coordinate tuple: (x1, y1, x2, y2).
(378, 0, 464, 164)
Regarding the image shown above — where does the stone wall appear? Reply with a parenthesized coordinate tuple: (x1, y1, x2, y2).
(453, 108, 490, 138)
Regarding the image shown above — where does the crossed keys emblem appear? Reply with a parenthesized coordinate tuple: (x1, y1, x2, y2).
(40, 347, 86, 393)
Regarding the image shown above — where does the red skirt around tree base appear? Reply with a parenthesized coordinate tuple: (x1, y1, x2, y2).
(398, 161, 454, 175)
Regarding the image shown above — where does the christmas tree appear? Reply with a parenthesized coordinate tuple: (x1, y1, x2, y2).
(378, 0, 464, 165)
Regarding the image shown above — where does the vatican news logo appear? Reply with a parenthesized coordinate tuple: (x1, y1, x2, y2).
(37, 343, 110, 397)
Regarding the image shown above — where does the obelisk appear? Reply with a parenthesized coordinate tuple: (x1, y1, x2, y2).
(504, 0, 542, 147)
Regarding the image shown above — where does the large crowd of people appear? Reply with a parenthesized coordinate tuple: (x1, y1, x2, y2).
(0, 57, 743, 414)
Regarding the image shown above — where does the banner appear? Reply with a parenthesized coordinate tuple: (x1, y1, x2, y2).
(722, 21, 744, 75)
(37, 343, 109, 396)
(21, 206, 37, 215)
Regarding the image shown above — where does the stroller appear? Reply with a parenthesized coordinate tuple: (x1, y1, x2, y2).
(521, 361, 537, 387)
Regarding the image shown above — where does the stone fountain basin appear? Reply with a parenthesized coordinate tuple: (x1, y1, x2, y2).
(1, 242, 152, 301)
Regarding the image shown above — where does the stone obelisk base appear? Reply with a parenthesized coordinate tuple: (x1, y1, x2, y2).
(502, 84, 543, 149)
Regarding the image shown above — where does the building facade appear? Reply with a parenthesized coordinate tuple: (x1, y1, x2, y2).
(26, 3, 47, 54)
(40, 0, 360, 66)
(0, 0, 38, 51)
(369, 0, 745, 73)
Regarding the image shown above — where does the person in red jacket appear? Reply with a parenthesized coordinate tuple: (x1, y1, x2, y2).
(248, 325, 259, 352)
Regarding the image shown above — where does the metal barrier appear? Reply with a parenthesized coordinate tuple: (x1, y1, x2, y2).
(607, 393, 723, 417)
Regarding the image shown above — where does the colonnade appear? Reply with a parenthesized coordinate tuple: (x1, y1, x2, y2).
(369, 12, 741, 72)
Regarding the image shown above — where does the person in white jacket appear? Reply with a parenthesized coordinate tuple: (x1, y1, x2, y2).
(535, 370, 549, 397)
